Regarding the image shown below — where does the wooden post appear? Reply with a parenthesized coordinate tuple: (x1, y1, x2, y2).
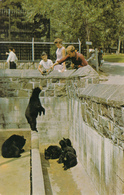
(32, 37, 34, 62)
(95, 48, 98, 71)
(78, 38, 81, 53)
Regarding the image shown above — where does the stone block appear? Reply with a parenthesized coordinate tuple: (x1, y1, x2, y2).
(55, 84, 66, 97)
(92, 102, 98, 120)
(22, 82, 33, 89)
(99, 115, 110, 137)
(9, 82, 21, 90)
(45, 90, 54, 97)
(93, 77, 99, 84)
(114, 107, 124, 127)
(40, 79, 47, 87)
(86, 110, 93, 127)
(88, 78, 92, 84)
(0, 89, 5, 97)
(5, 89, 18, 97)
(18, 90, 29, 97)
(0, 70, 4, 77)
(59, 78, 66, 83)
(77, 77, 86, 88)
(101, 104, 114, 120)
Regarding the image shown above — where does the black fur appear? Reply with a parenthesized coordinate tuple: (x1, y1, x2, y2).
(63, 138, 72, 147)
(1, 134, 26, 158)
(25, 87, 45, 132)
(63, 151, 77, 170)
(58, 138, 77, 169)
(59, 139, 76, 155)
(44, 145, 62, 159)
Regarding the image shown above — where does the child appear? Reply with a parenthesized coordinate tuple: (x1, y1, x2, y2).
(38, 52, 53, 75)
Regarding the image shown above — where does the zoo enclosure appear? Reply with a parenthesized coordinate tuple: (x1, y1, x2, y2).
(0, 39, 81, 62)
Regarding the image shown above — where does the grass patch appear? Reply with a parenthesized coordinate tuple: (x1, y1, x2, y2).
(103, 54, 124, 63)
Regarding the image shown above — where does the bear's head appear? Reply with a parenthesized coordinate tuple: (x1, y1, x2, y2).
(31, 87, 42, 97)
(44, 149, 51, 159)
(63, 138, 72, 147)
(13, 135, 26, 149)
(59, 140, 67, 149)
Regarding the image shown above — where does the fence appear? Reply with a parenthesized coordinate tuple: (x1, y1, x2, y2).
(0, 39, 81, 63)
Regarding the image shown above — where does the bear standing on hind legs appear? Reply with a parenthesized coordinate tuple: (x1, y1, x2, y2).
(25, 87, 45, 132)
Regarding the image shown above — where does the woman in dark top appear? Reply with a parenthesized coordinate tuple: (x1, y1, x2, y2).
(52, 45, 88, 70)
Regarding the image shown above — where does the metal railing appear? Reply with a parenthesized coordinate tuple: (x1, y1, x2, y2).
(0, 39, 81, 62)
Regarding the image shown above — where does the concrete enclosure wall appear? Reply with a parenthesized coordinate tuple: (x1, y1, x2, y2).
(0, 66, 124, 195)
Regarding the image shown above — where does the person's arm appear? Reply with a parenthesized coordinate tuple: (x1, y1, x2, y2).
(38, 64, 44, 74)
(78, 53, 88, 68)
(61, 47, 66, 72)
(58, 54, 69, 64)
(7, 52, 12, 63)
(52, 55, 70, 69)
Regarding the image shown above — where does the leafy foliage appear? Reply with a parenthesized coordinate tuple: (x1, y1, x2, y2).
(0, 0, 124, 52)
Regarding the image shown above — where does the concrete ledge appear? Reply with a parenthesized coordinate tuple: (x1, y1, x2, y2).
(31, 132, 45, 195)
(79, 84, 124, 107)
(0, 67, 98, 79)
(47, 69, 76, 78)
(70, 65, 99, 78)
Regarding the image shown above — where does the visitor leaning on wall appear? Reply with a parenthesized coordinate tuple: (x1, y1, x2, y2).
(52, 45, 88, 70)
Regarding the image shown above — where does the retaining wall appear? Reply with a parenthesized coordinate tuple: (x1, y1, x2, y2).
(0, 65, 123, 195)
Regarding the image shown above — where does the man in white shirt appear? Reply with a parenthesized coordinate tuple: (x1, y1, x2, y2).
(6, 47, 18, 69)
(38, 52, 53, 75)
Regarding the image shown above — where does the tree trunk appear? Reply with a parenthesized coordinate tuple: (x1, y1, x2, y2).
(117, 37, 121, 54)
(86, 23, 90, 58)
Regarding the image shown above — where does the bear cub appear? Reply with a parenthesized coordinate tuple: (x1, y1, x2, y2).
(2, 134, 26, 158)
(58, 138, 77, 170)
(25, 87, 45, 132)
(44, 145, 62, 160)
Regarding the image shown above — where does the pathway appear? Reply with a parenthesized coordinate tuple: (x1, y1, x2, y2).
(99, 62, 124, 84)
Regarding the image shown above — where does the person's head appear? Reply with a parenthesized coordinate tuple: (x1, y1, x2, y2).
(54, 38, 63, 48)
(66, 45, 76, 58)
(9, 47, 13, 52)
(41, 52, 47, 61)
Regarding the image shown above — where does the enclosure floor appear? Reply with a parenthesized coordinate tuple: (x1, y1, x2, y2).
(0, 151, 30, 195)
(39, 144, 98, 195)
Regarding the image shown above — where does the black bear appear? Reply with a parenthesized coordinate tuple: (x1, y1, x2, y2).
(58, 138, 77, 170)
(63, 151, 77, 170)
(59, 139, 76, 155)
(25, 87, 45, 132)
(44, 145, 62, 159)
(1, 134, 26, 158)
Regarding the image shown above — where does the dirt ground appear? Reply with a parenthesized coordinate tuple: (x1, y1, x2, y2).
(39, 144, 98, 195)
